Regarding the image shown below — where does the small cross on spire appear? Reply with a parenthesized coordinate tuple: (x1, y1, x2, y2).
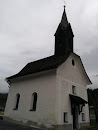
(64, 0, 66, 8)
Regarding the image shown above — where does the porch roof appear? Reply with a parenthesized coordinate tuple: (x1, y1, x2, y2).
(69, 94, 88, 105)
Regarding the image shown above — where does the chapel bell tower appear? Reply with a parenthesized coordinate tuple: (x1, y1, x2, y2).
(54, 6, 74, 56)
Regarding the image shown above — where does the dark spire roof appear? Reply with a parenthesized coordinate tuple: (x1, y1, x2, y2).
(61, 6, 68, 28)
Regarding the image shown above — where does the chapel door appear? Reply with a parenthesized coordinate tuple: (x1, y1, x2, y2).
(73, 106, 79, 130)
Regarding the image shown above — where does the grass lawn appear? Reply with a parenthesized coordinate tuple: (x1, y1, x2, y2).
(90, 120, 98, 130)
(89, 109, 95, 115)
(89, 109, 98, 129)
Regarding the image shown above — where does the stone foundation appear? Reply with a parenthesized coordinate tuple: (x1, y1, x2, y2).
(4, 116, 41, 129)
(79, 123, 90, 130)
(4, 116, 90, 130)
(53, 124, 72, 130)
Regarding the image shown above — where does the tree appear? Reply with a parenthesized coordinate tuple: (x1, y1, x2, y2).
(88, 88, 98, 123)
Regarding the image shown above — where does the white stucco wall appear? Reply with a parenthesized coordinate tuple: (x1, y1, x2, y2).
(55, 53, 90, 125)
(4, 53, 90, 129)
(4, 70, 56, 127)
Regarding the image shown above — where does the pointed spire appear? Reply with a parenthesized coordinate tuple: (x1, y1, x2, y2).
(61, 6, 68, 28)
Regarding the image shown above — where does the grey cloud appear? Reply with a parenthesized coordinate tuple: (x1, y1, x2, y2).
(0, 0, 98, 92)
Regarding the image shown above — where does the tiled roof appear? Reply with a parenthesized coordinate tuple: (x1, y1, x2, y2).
(6, 52, 70, 80)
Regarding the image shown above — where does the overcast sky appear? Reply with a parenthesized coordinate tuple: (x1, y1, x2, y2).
(0, 0, 98, 93)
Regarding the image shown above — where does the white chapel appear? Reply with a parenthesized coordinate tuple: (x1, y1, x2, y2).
(4, 7, 92, 130)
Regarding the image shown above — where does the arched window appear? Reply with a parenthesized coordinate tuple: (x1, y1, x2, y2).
(30, 92, 37, 111)
(14, 93, 20, 110)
